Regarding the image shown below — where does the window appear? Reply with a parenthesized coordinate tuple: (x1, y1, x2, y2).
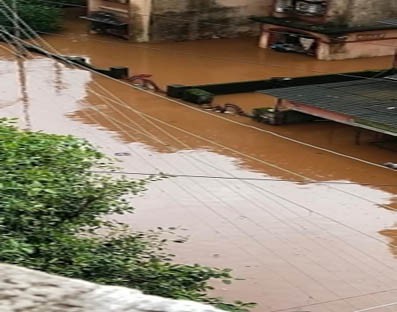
(274, 0, 294, 13)
(295, 0, 327, 16)
(274, 0, 327, 16)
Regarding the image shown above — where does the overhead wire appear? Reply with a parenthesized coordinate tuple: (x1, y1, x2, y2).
(101, 77, 397, 171)
(72, 83, 397, 280)
(10, 18, 394, 172)
(0, 26, 17, 54)
(352, 301, 397, 312)
(73, 90, 397, 310)
(3, 3, 396, 233)
(8, 0, 397, 54)
(70, 72, 397, 277)
(0, 39, 16, 55)
(3, 3, 396, 238)
(3, 4, 397, 108)
(1, 3, 395, 76)
(0, 18, 386, 310)
(7, 52, 349, 311)
(36, 0, 87, 8)
(5, 7, 396, 274)
(1, 26, 394, 312)
(74, 72, 397, 225)
(83, 78, 397, 294)
(2, 4, 396, 310)
(85, 90, 169, 146)
(83, 65, 381, 307)
(0, 11, 352, 304)
(64, 80, 397, 310)
(14, 26, 397, 75)
(114, 104, 397, 209)
(17, 0, 397, 51)
(270, 288, 397, 312)
(107, 102, 397, 253)
(42, 39, 396, 280)
(90, 170, 397, 186)
(14, 11, 397, 312)
(0, 31, 282, 292)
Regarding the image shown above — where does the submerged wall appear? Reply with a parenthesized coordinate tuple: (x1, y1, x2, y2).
(268, 0, 397, 27)
(0, 263, 225, 312)
(347, 0, 397, 26)
(325, 0, 397, 26)
(125, 0, 397, 41)
(89, 0, 271, 42)
(148, 0, 272, 41)
(130, 0, 152, 42)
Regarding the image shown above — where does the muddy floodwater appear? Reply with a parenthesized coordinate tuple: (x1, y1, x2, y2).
(1, 15, 397, 312)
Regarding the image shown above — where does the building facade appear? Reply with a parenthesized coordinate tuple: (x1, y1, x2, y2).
(255, 0, 397, 60)
(87, 0, 272, 42)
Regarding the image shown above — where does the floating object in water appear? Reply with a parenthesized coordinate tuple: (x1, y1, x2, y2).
(124, 74, 164, 93)
(182, 88, 214, 104)
(383, 162, 397, 169)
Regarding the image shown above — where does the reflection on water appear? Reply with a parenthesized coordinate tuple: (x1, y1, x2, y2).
(379, 227, 397, 257)
(16, 58, 31, 130)
(0, 25, 397, 312)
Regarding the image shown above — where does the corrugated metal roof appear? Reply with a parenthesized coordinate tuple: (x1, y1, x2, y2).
(259, 79, 397, 135)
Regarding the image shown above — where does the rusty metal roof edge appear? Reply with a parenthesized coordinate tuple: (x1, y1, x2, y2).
(290, 107, 397, 137)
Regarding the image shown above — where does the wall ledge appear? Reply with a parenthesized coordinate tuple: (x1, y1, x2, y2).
(0, 263, 225, 312)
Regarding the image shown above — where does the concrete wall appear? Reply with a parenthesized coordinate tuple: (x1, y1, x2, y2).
(347, 0, 397, 26)
(325, 0, 351, 25)
(89, 0, 272, 41)
(149, 0, 273, 41)
(88, 0, 101, 12)
(321, 29, 397, 60)
(270, 0, 397, 27)
(130, 0, 152, 42)
(0, 263, 225, 312)
(326, 0, 397, 26)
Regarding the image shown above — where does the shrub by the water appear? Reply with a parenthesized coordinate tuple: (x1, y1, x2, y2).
(0, 119, 254, 312)
(0, 0, 61, 34)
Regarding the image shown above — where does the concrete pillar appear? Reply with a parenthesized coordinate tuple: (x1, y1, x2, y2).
(317, 41, 330, 60)
(259, 30, 270, 49)
(88, 0, 101, 12)
(130, 0, 152, 42)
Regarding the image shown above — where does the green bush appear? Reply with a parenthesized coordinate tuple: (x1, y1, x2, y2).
(0, 119, 254, 312)
(0, 0, 61, 34)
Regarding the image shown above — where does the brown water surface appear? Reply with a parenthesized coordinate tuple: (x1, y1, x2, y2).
(1, 16, 397, 312)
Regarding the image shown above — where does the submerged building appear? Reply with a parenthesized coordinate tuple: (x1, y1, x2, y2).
(86, 0, 272, 42)
(253, 0, 397, 60)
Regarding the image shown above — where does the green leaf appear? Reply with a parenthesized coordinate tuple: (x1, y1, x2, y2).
(0, 119, 253, 312)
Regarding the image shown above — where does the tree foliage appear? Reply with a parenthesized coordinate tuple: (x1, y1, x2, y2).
(0, 120, 254, 312)
(0, 0, 61, 34)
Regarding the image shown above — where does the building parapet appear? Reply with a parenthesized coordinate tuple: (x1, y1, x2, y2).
(0, 263, 225, 312)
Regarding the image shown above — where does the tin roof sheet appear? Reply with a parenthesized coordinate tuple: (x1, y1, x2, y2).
(259, 79, 397, 134)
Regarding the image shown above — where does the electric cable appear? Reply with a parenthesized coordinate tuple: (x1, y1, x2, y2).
(2, 7, 396, 310)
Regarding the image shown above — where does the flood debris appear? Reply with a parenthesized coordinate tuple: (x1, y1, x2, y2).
(383, 162, 397, 169)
